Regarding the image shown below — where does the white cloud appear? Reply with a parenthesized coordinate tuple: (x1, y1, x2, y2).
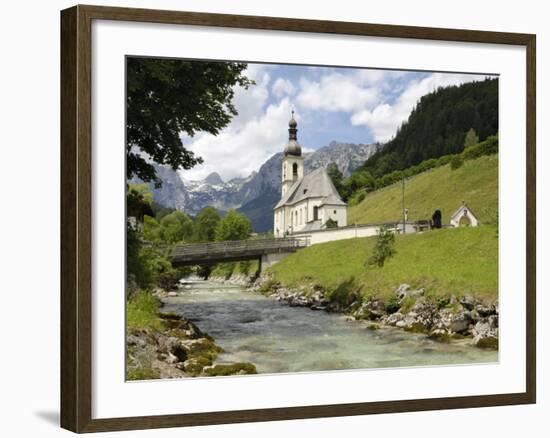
(296, 72, 379, 113)
(351, 73, 488, 142)
(272, 77, 295, 98)
(181, 97, 292, 181)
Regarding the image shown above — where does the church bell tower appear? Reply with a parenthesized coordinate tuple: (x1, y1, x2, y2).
(281, 110, 304, 196)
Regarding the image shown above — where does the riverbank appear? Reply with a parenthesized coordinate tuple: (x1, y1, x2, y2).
(126, 290, 258, 380)
(211, 273, 498, 350)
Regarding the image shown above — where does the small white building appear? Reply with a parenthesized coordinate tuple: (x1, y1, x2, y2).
(450, 202, 479, 227)
(273, 112, 347, 237)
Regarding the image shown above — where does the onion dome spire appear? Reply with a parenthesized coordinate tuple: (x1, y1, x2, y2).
(284, 109, 302, 156)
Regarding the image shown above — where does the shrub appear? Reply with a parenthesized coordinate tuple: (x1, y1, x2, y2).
(450, 155, 464, 170)
(367, 226, 397, 268)
(325, 218, 338, 229)
(126, 290, 162, 331)
(385, 295, 401, 314)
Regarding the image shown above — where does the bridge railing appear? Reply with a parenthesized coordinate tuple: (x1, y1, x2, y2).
(171, 237, 309, 259)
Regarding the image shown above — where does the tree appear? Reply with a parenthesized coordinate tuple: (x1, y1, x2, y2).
(342, 170, 375, 199)
(464, 128, 479, 148)
(143, 215, 163, 243)
(127, 183, 154, 221)
(215, 210, 252, 241)
(193, 207, 221, 242)
(159, 211, 194, 244)
(327, 163, 344, 195)
(367, 226, 397, 268)
(126, 58, 254, 185)
(361, 78, 498, 178)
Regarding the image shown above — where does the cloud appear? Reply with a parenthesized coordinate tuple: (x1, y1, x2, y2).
(178, 64, 491, 182)
(351, 73, 488, 141)
(272, 77, 295, 98)
(181, 97, 292, 182)
(296, 72, 379, 113)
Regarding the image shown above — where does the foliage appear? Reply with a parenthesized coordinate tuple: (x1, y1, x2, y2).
(159, 211, 194, 244)
(464, 128, 480, 148)
(126, 290, 163, 331)
(215, 209, 252, 241)
(127, 367, 160, 381)
(325, 218, 338, 229)
(385, 295, 401, 314)
(142, 215, 163, 243)
(193, 207, 221, 242)
(143, 210, 194, 244)
(341, 170, 375, 200)
(127, 183, 154, 220)
(327, 162, 344, 196)
(126, 57, 253, 185)
(462, 135, 498, 160)
(450, 155, 464, 170)
(348, 154, 498, 225)
(268, 226, 498, 302)
(367, 226, 397, 268)
(134, 245, 187, 290)
(210, 260, 259, 279)
(361, 78, 498, 178)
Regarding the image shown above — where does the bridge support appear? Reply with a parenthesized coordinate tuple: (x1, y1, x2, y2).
(258, 252, 291, 274)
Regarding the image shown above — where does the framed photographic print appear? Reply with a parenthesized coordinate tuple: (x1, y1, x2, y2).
(60, 4, 536, 433)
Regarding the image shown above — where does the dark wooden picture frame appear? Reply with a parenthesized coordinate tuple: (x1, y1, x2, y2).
(60, 4, 536, 433)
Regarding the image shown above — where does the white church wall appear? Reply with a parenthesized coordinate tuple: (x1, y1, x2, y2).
(294, 224, 380, 245)
(321, 205, 347, 227)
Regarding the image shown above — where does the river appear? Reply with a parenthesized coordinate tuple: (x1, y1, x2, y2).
(161, 280, 498, 374)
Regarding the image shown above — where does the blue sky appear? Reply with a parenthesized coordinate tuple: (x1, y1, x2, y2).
(181, 63, 493, 182)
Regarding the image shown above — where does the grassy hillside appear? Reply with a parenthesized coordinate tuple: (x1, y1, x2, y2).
(268, 226, 498, 302)
(349, 154, 498, 225)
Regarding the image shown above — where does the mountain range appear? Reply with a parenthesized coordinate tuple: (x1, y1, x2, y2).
(137, 141, 378, 232)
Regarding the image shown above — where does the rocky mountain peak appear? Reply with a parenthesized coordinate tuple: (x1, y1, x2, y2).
(204, 172, 224, 185)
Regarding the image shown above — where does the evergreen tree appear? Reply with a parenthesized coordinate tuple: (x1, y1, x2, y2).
(327, 163, 344, 196)
(464, 128, 480, 148)
(362, 78, 498, 178)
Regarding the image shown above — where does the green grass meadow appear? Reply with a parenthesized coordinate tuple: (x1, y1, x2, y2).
(349, 154, 498, 225)
(268, 226, 498, 302)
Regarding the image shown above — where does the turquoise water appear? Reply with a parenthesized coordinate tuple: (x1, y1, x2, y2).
(162, 280, 497, 374)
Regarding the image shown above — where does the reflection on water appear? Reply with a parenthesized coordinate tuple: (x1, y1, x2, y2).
(162, 280, 498, 374)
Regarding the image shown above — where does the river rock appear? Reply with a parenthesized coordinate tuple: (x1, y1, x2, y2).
(362, 298, 387, 320)
(449, 311, 472, 334)
(472, 320, 499, 349)
(459, 295, 476, 311)
(167, 291, 178, 297)
(384, 312, 404, 326)
(428, 328, 452, 342)
(395, 284, 425, 303)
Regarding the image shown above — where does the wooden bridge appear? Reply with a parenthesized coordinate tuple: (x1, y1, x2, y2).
(170, 237, 309, 269)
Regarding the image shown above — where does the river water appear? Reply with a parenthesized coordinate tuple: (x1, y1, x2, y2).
(162, 280, 497, 374)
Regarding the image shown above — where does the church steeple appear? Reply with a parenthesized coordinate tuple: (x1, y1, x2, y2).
(281, 110, 304, 196)
(284, 109, 302, 156)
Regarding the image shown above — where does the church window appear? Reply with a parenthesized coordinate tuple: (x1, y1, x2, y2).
(313, 206, 319, 221)
(292, 163, 298, 178)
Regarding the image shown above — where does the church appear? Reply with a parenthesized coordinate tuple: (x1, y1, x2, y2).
(273, 112, 347, 237)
